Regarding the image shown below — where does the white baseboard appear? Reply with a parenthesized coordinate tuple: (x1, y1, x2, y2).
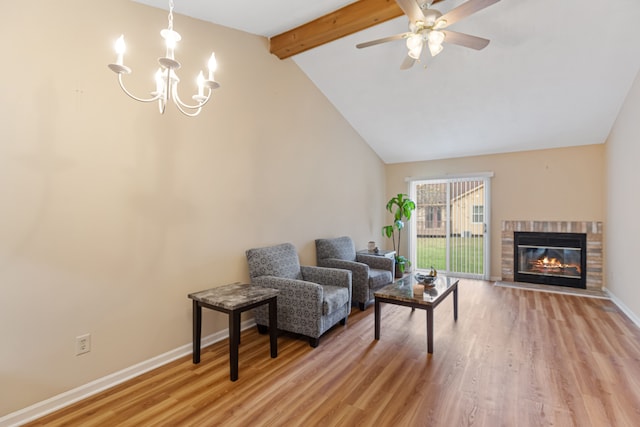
(0, 319, 256, 427)
(605, 288, 640, 329)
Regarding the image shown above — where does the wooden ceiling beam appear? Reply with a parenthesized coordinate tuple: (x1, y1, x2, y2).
(268, 0, 401, 59)
(269, 0, 445, 59)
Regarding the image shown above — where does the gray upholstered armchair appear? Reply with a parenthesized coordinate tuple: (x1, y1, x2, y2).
(315, 236, 394, 310)
(246, 242, 352, 347)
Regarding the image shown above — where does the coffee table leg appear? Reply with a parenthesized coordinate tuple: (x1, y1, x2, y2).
(426, 308, 434, 354)
(229, 310, 241, 381)
(374, 298, 381, 340)
(453, 286, 458, 321)
(269, 298, 278, 358)
(192, 300, 202, 364)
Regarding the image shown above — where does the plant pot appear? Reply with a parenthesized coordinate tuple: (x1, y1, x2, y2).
(395, 264, 404, 278)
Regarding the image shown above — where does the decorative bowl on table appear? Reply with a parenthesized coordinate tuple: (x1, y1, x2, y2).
(414, 273, 436, 287)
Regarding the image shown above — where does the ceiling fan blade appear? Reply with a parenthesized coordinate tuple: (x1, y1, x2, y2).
(396, 0, 424, 23)
(437, 0, 501, 28)
(356, 33, 410, 49)
(400, 55, 416, 70)
(442, 30, 490, 50)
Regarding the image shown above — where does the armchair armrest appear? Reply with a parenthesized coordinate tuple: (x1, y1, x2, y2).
(318, 258, 369, 276)
(300, 265, 352, 290)
(356, 253, 394, 272)
(252, 276, 323, 306)
(317, 258, 369, 289)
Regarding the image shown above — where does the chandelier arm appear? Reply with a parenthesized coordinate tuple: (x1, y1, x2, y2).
(174, 102, 203, 117)
(172, 88, 205, 117)
(171, 84, 212, 110)
(158, 98, 167, 114)
(117, 73, 163, 103)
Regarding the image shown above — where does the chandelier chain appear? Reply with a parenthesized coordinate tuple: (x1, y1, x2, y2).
(168, 0, 174, 31)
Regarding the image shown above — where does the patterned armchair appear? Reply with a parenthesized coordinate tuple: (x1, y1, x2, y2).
(315, 236, 394, 310)
(246, 243, 352, 347)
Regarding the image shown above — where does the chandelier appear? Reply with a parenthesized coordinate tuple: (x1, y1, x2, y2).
(107, 0, 220, 117)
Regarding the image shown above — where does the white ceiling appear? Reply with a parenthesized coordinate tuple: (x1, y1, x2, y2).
(132, 0, 640, 163)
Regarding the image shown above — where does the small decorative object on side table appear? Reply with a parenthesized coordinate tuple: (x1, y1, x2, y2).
(188, 282, 279, 381)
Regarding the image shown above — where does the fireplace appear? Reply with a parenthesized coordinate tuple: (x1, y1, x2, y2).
(513, 232, 587, 289)
(501, 221, 602, 291)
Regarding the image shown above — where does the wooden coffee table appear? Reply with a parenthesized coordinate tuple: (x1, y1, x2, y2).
(374, 274, 459, 353)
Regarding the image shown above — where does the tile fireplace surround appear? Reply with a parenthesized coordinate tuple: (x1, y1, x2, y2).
(501, 221, 603, 291)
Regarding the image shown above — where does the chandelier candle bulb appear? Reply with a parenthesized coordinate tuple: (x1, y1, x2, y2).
(161, 29, 181, 60)
(197, 71, 205, 97)
(208, 53, 217, 80)
(115, 35, 125, 66)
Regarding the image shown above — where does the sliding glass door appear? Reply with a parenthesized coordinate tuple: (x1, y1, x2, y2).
(409, 176, 491, 279)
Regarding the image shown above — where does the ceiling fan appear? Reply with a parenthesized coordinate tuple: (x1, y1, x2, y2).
(356, 0, 501, 69)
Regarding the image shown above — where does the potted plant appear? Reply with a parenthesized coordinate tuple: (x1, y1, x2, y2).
(382, 193, 416, 278)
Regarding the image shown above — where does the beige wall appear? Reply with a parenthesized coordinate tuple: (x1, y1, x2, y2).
(606, 70, 640, 321)
(0, 0, 386, 415)
(3, 0, 636, 419)
(385, 144, 606, 279)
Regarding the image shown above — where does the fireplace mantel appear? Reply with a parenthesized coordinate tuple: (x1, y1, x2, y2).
(501, 221, 603, 290)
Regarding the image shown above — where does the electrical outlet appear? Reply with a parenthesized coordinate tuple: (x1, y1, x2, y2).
(76, 334, 91, 356)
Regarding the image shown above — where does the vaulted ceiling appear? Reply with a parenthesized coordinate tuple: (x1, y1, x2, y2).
(132, 0, 640, 164)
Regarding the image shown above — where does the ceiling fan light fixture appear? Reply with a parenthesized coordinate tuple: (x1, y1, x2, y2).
(408, 44, 423, 59)
(406, 34, 424, 59)
(433, 19, 447, 30)
(428, 30, 445, 45)
(423, 9, 442, 27)
(406, 34, 422, 50)
(427, 30, 444, 56)
(428, 41, 443, 56)
(410, 20, 425, 32)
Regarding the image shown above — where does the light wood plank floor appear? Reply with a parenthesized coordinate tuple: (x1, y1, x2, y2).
(26, 280, 640, 426)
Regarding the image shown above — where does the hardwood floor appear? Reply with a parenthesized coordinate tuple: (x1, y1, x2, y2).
(25, 280, 640, 426)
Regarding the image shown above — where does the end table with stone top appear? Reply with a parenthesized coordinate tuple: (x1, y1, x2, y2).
(188, 283, 279, 381)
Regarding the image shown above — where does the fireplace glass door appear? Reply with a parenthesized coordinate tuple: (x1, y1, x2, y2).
(517, 245, 581, 279)
(513, 232, 587, 289)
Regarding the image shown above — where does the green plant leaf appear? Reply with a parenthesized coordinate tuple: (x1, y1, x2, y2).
(383, 193, 416, 260)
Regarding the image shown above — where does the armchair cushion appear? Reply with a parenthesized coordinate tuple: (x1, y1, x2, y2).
(368, 269, 393, 290)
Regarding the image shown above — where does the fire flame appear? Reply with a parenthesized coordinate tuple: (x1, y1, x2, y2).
(532, 256, 579, 274)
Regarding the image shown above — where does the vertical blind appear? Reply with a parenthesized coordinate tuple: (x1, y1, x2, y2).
(410, 175, 490, 279)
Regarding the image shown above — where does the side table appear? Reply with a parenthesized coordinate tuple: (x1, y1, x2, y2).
(357, 249, 396, 259)
(188, 283, 279, 381)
